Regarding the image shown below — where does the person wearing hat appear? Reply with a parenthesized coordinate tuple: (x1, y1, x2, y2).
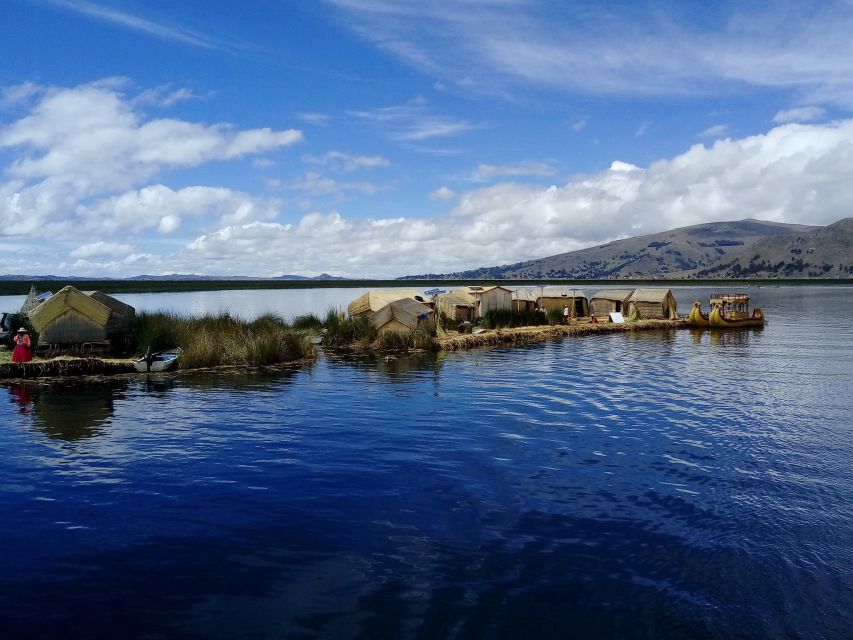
(11, 327, 32, 363)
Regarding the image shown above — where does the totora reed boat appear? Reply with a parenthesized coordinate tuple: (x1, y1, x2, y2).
(688, 301, 710, 327)
(707, 293, 765, 328)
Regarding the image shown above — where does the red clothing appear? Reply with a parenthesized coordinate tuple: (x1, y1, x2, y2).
(11, 333, 32, 363)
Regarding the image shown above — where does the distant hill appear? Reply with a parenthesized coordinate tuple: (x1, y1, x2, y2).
(0, 273, 348, 282)
(401, 218, 852, 280)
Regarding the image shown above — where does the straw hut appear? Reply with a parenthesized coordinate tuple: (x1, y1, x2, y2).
(589, 290, 634, 318)
(85, 291, 136, 335)
(371, 298, 435, 335)
(537, 286, 589, 316)
(511, 287, 539, 311)
(29, 286, 135, 345)
(19, 285, 52, 316)
(464, 286, 512, 318)
(434, 289, 477, 323)
(348, 289, 425, 317)
(626, 288, 679, 320)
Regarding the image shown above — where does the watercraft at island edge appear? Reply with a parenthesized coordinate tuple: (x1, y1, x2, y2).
(134, 347, 183, 373)
(688, 301, 710, 327)
(707, 293, 765, 328)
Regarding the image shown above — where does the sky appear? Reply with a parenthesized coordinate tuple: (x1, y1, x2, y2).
(2, 0, 853, 278)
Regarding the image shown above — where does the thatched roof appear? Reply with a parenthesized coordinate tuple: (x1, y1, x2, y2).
(511, 288, 539, 302)
(590, 289, 634, 302)
(371, 298, 434, 332)
(463, 285, 511, 295)
(348, 289, 424, 316)
(29, 286, 112, 333)
(436, 289, 477, 307)
(539, 286, 587, 299)
(629, 288, 674, 303)
(84, 291, 136, 318)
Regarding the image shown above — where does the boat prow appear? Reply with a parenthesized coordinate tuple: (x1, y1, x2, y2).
(134, 347, 183, 373)
(687, 301, 709, 327)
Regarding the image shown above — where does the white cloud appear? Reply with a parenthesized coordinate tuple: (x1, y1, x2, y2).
(474, 162, 555, 181)
(349, 97, 479, 142)
(326, 0, 853, 107)
(430, 186, 455, 201)
(0, 81, 301, 237)
(570, 119, 587, 132)
(175, 119, 853, 277)
(303, 151, 390, 172)
(773, 106, 826, 123)
(283, 172, 384, 197)
(296, 112, 331, 126)
(699, 124, 731, 138)
(69, 241, 134, 259)
(77, 184, 281, 233)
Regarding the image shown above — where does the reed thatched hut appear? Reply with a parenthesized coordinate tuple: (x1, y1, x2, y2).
(589, 290, 634, 318)
(537, 287, 589, 316)
(19, 285, 52, 316)
(464, 286, 512, 318)
(434, 290, 477, 323)
(371, 298, 435, 334)
(29, 286, 136, 345)
(626, 288, 679, 320)
(511, 287, 539, 311)
(348, 289, 425, 317)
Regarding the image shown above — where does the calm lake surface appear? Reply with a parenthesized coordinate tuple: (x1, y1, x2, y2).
(1, 285, 852, 639)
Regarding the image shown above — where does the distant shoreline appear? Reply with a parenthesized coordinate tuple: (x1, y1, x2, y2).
(1, 278, 851, 296)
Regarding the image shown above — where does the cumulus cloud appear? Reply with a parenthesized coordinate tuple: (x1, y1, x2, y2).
(699, 124, 731, 138)
(430, 186, 455, 201)
(175, 119, 853, 277)
(0, 81, 301, 236)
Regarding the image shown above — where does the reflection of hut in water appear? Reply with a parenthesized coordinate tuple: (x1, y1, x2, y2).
(29, 286, 135, 345)
(537, 287, 589, 316)
(433, 290, 477, 323)
(626, 288, 679, 320)
(371, 298, 435, 334)
(31, 380, 127, 440)
(589, 290, 633, 318)
(347, 289, 425, 318)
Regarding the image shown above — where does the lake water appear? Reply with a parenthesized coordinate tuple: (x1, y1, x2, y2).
(1, 285, 852, 639)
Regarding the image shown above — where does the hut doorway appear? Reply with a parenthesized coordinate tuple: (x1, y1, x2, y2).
(574, 299, 585, 316)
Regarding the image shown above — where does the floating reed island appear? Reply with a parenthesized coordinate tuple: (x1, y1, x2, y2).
(2, 284, 692, 380)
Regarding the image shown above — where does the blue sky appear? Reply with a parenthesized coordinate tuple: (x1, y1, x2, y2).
(1, 0, 852, 277)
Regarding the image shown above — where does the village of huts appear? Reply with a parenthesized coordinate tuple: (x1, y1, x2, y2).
(345, 286, 682, 336)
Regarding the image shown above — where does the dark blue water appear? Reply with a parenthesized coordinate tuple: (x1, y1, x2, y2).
(1, 286, 852, 639)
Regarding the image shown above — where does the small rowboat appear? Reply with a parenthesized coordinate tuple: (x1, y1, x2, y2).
(707, 293, 765, 328)
(134, 347, 183, 373)
(687, 301, 709, 327)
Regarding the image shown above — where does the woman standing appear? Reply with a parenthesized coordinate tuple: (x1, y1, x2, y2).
(11, 328, 32, 363)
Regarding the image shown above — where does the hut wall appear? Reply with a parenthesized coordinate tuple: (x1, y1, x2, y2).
(591, 299, 619, 316)
(634, 301, 664, 319)
(539, 296, 588, 315)
(435, 298, 474, 322)
(477, 288, 512, 316)
(377, 319, 412, 334)
(39, 310, 107, 344)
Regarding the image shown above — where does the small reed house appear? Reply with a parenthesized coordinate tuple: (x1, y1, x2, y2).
(626, 288, 679, 320)
(589, 290, 634, 318)
(371, 298, 435, 335)
(28, 286, 136, 345)
(537, 287, 589, 316)
(464, 286, 512, 318)
(434, 290, 477, 323)
(348, 289, 425, 318)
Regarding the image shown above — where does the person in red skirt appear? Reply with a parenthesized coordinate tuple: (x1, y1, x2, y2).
(11, 327, 32, 363)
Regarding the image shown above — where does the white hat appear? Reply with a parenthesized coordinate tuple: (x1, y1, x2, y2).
(16, 327, 28, 333)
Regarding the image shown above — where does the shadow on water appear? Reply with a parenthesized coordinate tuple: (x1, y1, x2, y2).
(5, 379, 129, 441)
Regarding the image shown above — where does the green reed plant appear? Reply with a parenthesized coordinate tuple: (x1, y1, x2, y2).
(481, 308, 551, 329)
(126, 311, 314, 368)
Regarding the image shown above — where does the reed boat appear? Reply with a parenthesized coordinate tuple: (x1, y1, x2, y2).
(708, 293, 765, 328)
(687, 301, 710, 327)
(134, 347, 183, 373)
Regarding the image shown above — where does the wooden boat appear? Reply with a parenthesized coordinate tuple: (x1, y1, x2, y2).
(687, 301, 709, 327)
(134, 347, 183, 373)
(708, 293, 765, 328)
